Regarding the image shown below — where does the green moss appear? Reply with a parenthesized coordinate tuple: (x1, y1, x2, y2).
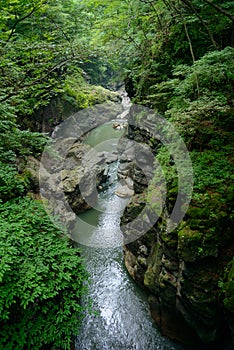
(161, 233, 178, 248)
(178, 225, 220, 261)
(178, 226, 203, 242)
(183, 284, 217, 304)
(64, 73, 119, 109)
(187, 206, 211, 219)
(144, 243, 163, 292)
(178, 226, 203, 262)
(147, 186, 164, 217)
(189, 219, 210, 230)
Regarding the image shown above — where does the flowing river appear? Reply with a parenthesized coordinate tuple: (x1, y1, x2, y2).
(71, 121, 187, 350)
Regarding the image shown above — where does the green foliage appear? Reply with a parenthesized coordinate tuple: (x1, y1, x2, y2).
(191, 149, 234, 195)
(0, 197, 89, 350)
(0, 118, 49, 201)
(63, 70, 119, 109)
(160, 47, 234, 150)
(0, 0, 97, 119)
(0, 162, 30, 202)
(152, 48, 234, 251)
(83, 0, 234, 100)
(0, 1, 233, 344)
(0, 120, 49, 161)
(140, 25, 233, 318)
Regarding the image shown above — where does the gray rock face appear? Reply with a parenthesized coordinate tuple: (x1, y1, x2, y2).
(41, 141, 120, 214)
(117, 122, 156, 195)
(120, 107, 233, 348)
(23, 91, 121, 133)
(30, 100, 128, 228)
(115, 177, 134, 198)
(26, 100, 138, 233)
(26, 141, 124, 234)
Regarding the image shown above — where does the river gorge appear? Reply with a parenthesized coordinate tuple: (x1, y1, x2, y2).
(37, 97, 233, 350)
(72, 121, 187, 350)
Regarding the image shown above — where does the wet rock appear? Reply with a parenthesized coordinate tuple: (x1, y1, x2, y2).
(137, 256, 147, 269)
(61, 168, 84, 193)
(117, 162, 133, 178)
(148, 295, 202, 349)
(37, 140, 117, 225)
(178, 226, 219, 262)
(119, 145, 135, 163)
(138, 245, 148, 256)
(124, 247, 137, 280)
(112, 121, 127, 130)
(115, 184, 134, 198)
(103, 152, 118, 164)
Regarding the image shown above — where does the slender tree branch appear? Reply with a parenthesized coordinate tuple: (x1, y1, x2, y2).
(162, 0, 200, 94)
(183, 21, 200, 95)
(183, 22, 196, 63)
(4, 1, 49, 46)
(140, 0, 163, 30)
(180, 0, 219, 49)
(0, 58, 74, 103)
(5, 7, 38, 44)
(203, 0, 234, 22)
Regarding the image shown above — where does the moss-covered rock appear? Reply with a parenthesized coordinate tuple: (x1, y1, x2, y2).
(144, 243, 163, 293)
(22, 73, 120, 133)
(178, 225, 219, 262)
(121, 103, 234, 347)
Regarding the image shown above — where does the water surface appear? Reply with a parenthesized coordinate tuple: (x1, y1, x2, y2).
(73, 122, 187, 350)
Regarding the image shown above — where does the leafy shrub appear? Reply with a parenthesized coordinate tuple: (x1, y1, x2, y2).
(64, 71, 118, 109)
(0, 118, 49, 203)
(0, 120, 48, 162)
(164, 47, 234, 148)
(0, 162, 30, 202)
(0, 197, 88, 350)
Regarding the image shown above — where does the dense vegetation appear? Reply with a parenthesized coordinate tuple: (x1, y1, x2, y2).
(0, 0, 233, 348)
(0, 0, 105, 348)
(82, 0, 234, 328)
(0, 197, 88, 349)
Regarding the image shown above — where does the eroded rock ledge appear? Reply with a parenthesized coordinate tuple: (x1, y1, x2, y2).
(27, 101, 124, 230)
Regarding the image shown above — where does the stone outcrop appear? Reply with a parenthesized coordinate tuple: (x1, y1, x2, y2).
(27, 141, 120, 231)
(120, 105, 234, 349)
(21, 89, 120, 133)
(26, 101, 125, 231)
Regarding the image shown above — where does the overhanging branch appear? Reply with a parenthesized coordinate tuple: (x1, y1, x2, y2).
(0, 57, 76, 103)
(203, 0, 234, 22)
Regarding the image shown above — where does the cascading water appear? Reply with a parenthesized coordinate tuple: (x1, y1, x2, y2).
(71, 115, 187, 350)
